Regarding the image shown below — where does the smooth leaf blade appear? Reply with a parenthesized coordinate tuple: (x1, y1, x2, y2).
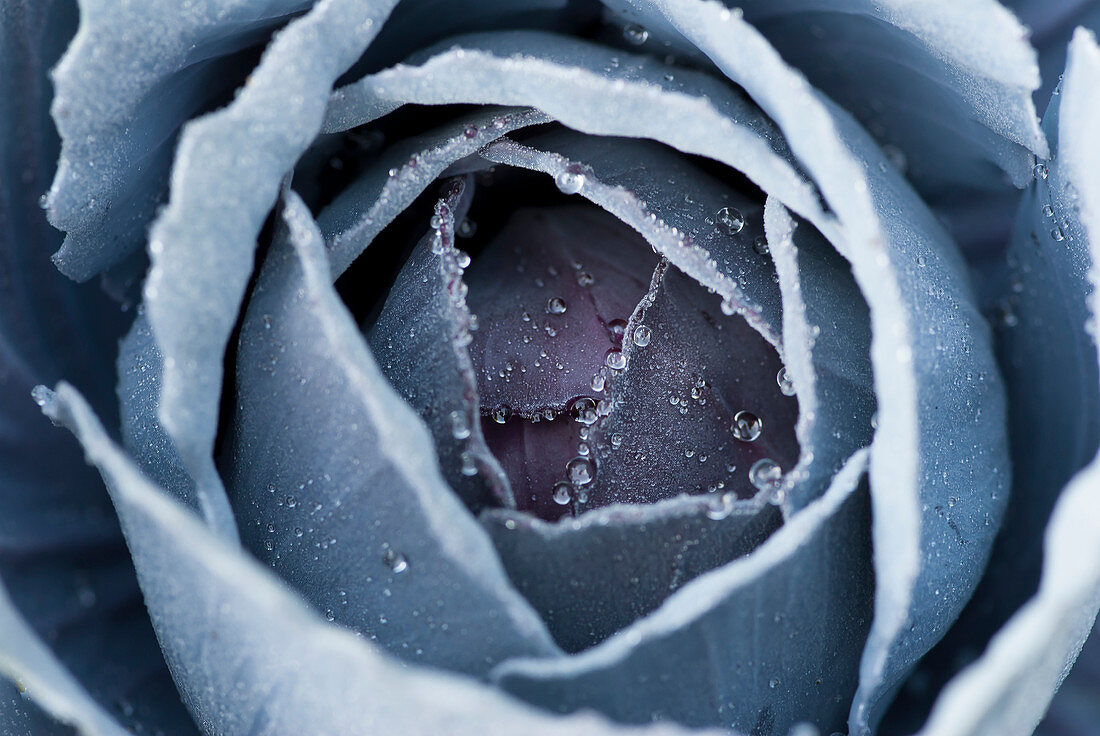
(46, 0, 314, 280)
(227, 190, 560, 674)
(916, 27, 1100, 736)
(142, 0, 400, 541)
(494, 450, 873, 736)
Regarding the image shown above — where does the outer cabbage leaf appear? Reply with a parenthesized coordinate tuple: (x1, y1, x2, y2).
(556, 8, 1010, 730)
(494, 450, 872, 736)
(227, 190, 559, 674)
(320, 106, 551, 276)
(605, 0, 1046, 193)
(46, 0, 314, 280)
(914, 28, 1100, 736)
(365, 177, 512, 510)
(0, 581, 128, 736)
(35, 309, 724, 736)
(140, 0, 400, 542)
(1, 2, 191, 732)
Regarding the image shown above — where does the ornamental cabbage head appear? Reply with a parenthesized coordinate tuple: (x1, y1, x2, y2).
(1, 2, 1099, 736)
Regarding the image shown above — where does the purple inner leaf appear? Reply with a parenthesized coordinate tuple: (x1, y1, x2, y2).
(464, 203, 799, 521)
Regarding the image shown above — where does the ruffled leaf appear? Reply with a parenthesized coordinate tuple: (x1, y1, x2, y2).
(764, 198, 875, 512)
(480, 131, 786, 346)
(320, 107, 551, 276)
(36, 374, 723, 736)
(0, 581, 128, 736)
(914, 28, 1100, 736)
(605, 0, 1046, 193)
(322, 32, 825, 226)
(574, 9, 1010, 730)
(482, 497, 781, 653)
(142, 0, 399, 541)
(494, 450, 873, 736)
(46, 0, 315, 280)
(227, 190, 559, 674)
(366, 177, 512, 511)
(2, 3, 190, 732)
(1005, 0, 1100, 108)
(1036, 623, 1100, 736)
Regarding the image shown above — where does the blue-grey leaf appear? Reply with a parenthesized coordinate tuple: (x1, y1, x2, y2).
(577, 9, 1010, 731)
(1036, 622, 1100, 736)
(764, 198, 875, 512)
(481, 131, 785, 346)
(344, 32, 1006, 729)
(494, 450, 872, 736)
(35, 384, 725, 736)
(2, 3, 191, 733)
(140, 0, 401, 544)
(1, 580, 130, 736)
(1006, 0, 1100, 108)
(0, 677, 78, 736)
(46, 0, 315, 281)
(477, 134, 873, 514)
(891, 13, 1100, 723)
(366, 177, 512, 510)
(116, 314, 203, 516)
(320, 107, 551, 276)
(227, 190, 559, 674)
(322, 32, 825, 225)
(482, 496, 781, 653)
(604, 0, 1046, 193)
(914, 28, 1100, 736)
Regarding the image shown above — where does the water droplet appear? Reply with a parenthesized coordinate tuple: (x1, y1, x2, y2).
(731, 411, 762, 442)
(566, 457, 596, 487)
(491, 405, 511, 424)
(382, 548, 409, 574)
(591, 373, 606, 392)
(1034, 163, 1048, 180)
(1051, 226, 1065, 242)
(608, 319, 628, 345)
(576, 271, 595, 287)
(605, 349, 627, 370)
(632, 324, 652, 347)
(622, 23, 649, 45)
(715, 206, 745, 236)
(769, 678, 780, 689)
(325, 609, 336, 622)
(450, 411, 470, 439)
(1042, 204, 1055, 218)
(460, 451, 478, 476)
(463, 124, 478, 139)
(720, 297, 736, 316)
(749, 458, 782, 491)
(555, 170, 585, 194)
(569, 397, 598, 426)
(546, 296, 567, 315)
(752, 236, 769, 255)
(610, 433, 624, 449)
(553, 482, 572, 505)
(777, 367, 795, 396)
(455, 250, 472, 269)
